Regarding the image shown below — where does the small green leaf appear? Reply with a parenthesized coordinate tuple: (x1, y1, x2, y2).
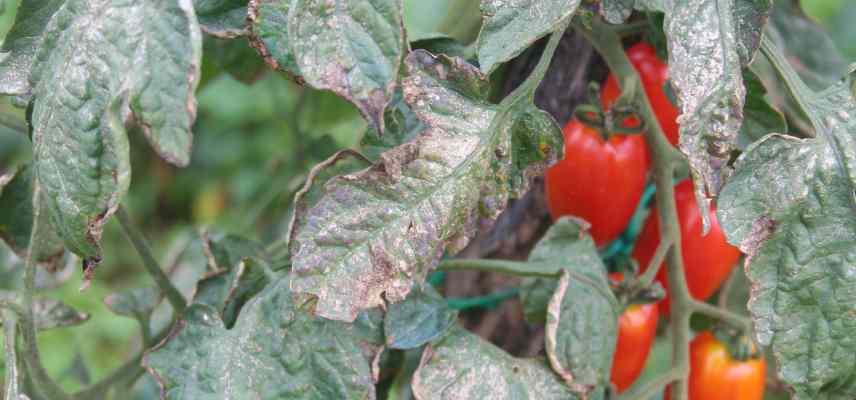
(765, 0, 847, 90)
(143, 278, 383, 400)
(384, 284, 457, 350)
(17, 0, 203, 260)
(247, 0, 300, 75)
(291, 50, 562, 321)
(718, 79, 856, 399)
(476, 0, 580, 74)
(194, 0, 247, 38)
(0, 164, 64, 268)
(104, 286, 159, 319)
(359, 89, 425, 161)
(600, 0, 635, 24)
(288, 0, 406, 131)
(20, 296, 89, 331)
(738, 69, 786, 150)
(0, 0, 63, 96)
(412, 326, 580, 399)
(664, 0, 771, 229)
(519, 218, 606, 324)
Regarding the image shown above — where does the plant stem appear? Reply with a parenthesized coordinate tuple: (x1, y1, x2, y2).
(576, 17, 692, 400)
(717, 265, 740, 309)
(116, 206, 187, 315)
(3, 310, 20, 400)
(20, 185, 71, 400)
(438, 258, 558, 278)
(618, 367, 684, 400)
(638, 239, 672, 287)
(690, 300, 752, 333)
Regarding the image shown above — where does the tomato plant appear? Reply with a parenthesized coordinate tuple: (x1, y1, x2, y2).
(601, 42, 680, 146)
(666, 331, 766, 400)
(0, 1, 851, 399)
(545, 118, 650, 246)
(633, 180, 741, 313)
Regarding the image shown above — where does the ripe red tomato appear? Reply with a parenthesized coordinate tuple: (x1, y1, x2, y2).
(632, 180, 741, 314)
(666, 331, 766, 400)
(601, 42, 680, 146)
(545, 118, 650, 246)
(609, 274, 659, 393)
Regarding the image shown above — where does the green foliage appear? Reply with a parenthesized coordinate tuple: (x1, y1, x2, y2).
(0, 0, 855, 399)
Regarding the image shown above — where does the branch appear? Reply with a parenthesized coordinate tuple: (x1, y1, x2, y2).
(575, 17, 694, 400)
(3, 310, 20, 400)
(116, 206, 187, 315)
(20, 185, 71, 400)
(690, 300, 752, 333)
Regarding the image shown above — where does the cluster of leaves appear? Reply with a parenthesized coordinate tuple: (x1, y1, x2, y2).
(0, 0, 855, 399)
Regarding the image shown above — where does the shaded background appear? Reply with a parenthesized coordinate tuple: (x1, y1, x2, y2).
(0, 0, 850, 398)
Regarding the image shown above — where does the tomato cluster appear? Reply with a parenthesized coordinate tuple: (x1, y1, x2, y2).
(545, 42, 758, 396)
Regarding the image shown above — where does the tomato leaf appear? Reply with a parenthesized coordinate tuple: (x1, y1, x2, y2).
(0, 0, 63, 96)
(360, 89, 425, 161)
(719, 78, 856, 399)
(1, 291, 90, 331)
(600, 0, 635, 25)
(143, 278, 384, 400)
(541, 219, 618, 396)
(663, 0, 770, 230)
(0, 164, 64, 268)
(3, 0, 203, 261)
(384, 284, 457, 350)
(290, 50, 562, 321)
(194, 0, 248, 38)
(194, 233, 278, 327)
(247, 0, 300, 75)
(104, 286, 160, 319)
(738, 69, 786, 149)
(520, 218, 608, 324)
(476, 0, 580, 74)
(412, 326, 581, 399)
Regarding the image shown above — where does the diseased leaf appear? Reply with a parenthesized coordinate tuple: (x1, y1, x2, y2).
(104, 286, 160, 318)
(519, 218, 605, 324)
(738, 69, 786, 150)
(384, 284, 457, 350)
(22, 0, 202, 261)
(718, 79, 856, 399)
(412, 326, 579, 399)
(0, 0, 63, 96)
(194, 0, 247, 38)
(0, 164, 64, 268)
(288, 0, 405, 131)
(2, 292, 90, 331)
(664, 0, 770, 229)
(143, 278, 383, 400)
(476, 0, 580, 74)
(600, 0, 635, 25)
(247, 0, 300, 76)
(360, 89, 424, 161)
(291, 50, 562, 321)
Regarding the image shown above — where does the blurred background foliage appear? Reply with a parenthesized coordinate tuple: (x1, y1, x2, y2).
(0, 0, 851, 398)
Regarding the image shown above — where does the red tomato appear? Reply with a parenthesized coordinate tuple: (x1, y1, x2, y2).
(666, 331, 766, 400)
(601, 42, 680, 146)
(545, 118, 650, 246)
(609, 274, 659, 393)
(632, 180, 741, 314)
